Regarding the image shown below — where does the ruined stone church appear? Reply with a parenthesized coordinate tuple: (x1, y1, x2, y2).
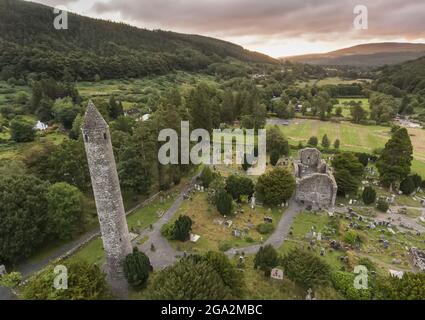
(294, 148, 337, 208)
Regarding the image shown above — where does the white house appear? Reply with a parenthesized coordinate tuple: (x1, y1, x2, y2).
(34, 120, 48, 131)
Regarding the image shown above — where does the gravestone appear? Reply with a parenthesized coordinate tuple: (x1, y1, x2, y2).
(270, 268, 284, 280)
(0, 265, 6, 276)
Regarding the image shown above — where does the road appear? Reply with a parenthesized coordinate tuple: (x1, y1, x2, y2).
(135, 175, 200, 268)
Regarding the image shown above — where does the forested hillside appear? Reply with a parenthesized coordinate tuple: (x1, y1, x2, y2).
(372, 56, 425, 96)
(0, 0, 276, 81)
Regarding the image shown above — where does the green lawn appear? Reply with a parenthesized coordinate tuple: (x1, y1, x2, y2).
(335, 98, 370, 118)
(166, 192, 284, 253)
(273, 119, 425, 176)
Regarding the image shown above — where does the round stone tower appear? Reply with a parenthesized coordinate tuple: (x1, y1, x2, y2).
(81, 101, 132, 293)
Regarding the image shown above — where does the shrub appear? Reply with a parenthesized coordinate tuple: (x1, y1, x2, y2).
(22, 261, 110, 300)
(215, 190, 233, 215)
(344, 230, 361, 246)
(200, 166, 214, 188)
(254, 245, 279, 275)
(377, 198, 389, 212)
(148, 256, 233, 300)
(400, 176, 416, 195)
(225, 175, 254, 200)
(321, 134, 330, 148)
(362, 186, 376, 205)
(255, 168, 296, 206)
(124, 247, 153, 290)
(256, 223, 275, 235)
(282, 249, 331, 289)
(10, 117, 35, 142)
(410, 174, 422, 189)
(270, 149, 280, 166)
(307, 136, 318, 147)
(331, 271, 372, 300)
(173, 215, 193, 241)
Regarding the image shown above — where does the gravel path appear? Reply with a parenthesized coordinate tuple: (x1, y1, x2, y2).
(135, 174, 200, 269)
(225, 200, 304, 256)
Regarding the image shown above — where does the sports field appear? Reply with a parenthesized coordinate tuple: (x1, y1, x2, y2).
(272, 119, 425, 176)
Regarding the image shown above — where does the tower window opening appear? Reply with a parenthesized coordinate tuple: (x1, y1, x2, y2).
(84, 134, 88, 142)
(103, 132, 107, 140)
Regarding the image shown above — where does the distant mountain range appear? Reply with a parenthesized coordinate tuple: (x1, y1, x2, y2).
(282, 43, 425, 67)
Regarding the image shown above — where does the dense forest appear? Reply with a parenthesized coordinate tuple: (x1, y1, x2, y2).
(372, 56, 425, 96)
(0, 0, 276, 82)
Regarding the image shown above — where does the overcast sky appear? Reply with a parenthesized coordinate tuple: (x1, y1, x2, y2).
(30, 0, 425, 57)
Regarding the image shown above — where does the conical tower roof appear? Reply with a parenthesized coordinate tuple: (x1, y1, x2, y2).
(82, 100, 108, 130)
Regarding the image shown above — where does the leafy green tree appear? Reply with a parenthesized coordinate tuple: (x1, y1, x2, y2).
(266, 125, 289, 156)
(110, 116, 135, 134)
(282, 249, 331, 289)
(351, 104, 367, 123)
(400, 176, 416, 195)
(117, 142, 152, 195)
(148, 257, 233, 300)
(362, 186, 377, 205)
(216, 190, 233, 215)
(220, 90, 235, 123)
(53, 97, 80, 130)
(256, 168, 296, 206)
(356, 153, 369, 167)
(334, 139, 340, 149)
(241, 154, 252, 171)
(10, 117, 35, 142)
(200, 166, 215, 188)
(204, 251, 245, 298)
(335, 106, 343, 117)
(321, 134, 330, 148)
(375, 272, 425, 300)
(46, 182, 84, 240)
(225, 175, 254, 201)
(0, 174, 49, 263)
(173, 215, 193, 241)
(270, 149, 280, 166)
(410, 174, 422, 189)
(332, 152, 364, 195)
(331, 271, 372, 300)
(45, 140, 90, 191)
(22, 261, 110, 300)
(187, 83, 213, 133)
(370, 93, 399, 123)
(307, 136, 318, 147)
(69, 113, 83, 140)
(376, 128, 413, 189)
(124, 247, 153, 290)
(36, 97, 54, 122)
(108, 96, 123, 119)
(254, 245, 279, 275)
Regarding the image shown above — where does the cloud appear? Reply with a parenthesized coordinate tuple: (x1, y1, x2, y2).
(90, 0, 425, 40)
(30, 0, 425, 56)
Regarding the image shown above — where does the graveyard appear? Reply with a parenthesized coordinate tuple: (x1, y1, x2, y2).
(165, 191, 284, 253)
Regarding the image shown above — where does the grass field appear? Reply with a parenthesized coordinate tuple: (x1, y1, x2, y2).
(166, 192, 283, 253)
(297, 77, 372, 88)
(335, 98, 370, 118)
(273, 119, 425, 176)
